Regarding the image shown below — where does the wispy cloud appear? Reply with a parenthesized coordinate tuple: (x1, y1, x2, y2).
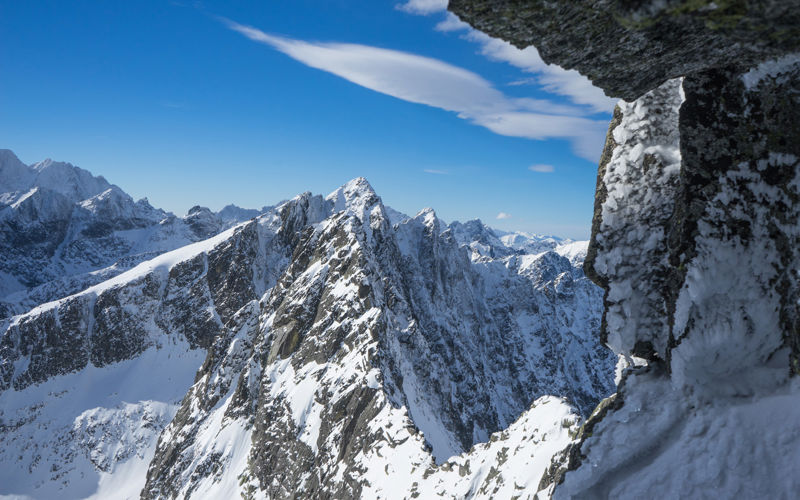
(397, 0, 448, 15)
(415, 8, 616, 114)
(462, 29, 615, 113)
(506, 78, 538, 87)
(529, 164, 554, 173)
(423, 168, 448, 175)
(434, 13, 470, 32)
(225, 20, 607, 161)
(496, 212, 512, 220)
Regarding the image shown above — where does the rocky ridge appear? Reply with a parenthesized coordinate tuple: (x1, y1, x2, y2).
(0, 176, 614, 498)
(0, 149, 268, 319)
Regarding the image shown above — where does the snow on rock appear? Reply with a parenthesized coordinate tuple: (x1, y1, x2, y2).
(418, 396, 579, 499)
(554, 57, 800, 498)
(137, 179, 612, 498)
(498, 231, 570, 256)
(0, 150, 269, 318)
(584, 77, 684, 358)
(448, 219, 515, 259)
(557, 368, 800, 499)
(554, 240, 588, 267)
(1, 173, 613, 499)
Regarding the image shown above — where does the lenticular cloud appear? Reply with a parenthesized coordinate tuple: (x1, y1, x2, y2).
(225, 20, 608, 162)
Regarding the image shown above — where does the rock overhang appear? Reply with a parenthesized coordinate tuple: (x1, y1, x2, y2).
(448, 0, 800, 100)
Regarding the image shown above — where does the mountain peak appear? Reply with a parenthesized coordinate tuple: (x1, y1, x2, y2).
(24, 156, 112, 202)
(187, 205, 212, 216)
(217, 204, 263, 222)
(415, 207, 439, 227)
(327, 177, 375, 199)
(325, 177, 383, 223)
(0, 149, 33, 196)
(0, 149, 23, 165)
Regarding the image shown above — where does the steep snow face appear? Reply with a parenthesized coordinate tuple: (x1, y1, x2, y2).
(1, 177, 613, 499)
(448, 219, 516, 259)
(388, 213, 609, 458)
(0, 151, 268, 318)
(0, 341, 205, 500)
(418, 396, 579, 499)
(557, 368, 800, 499)
(0, 192, 328, 499)
(498, 231, 571, 256)
(28, 158, 113, 203)
(557, 59, 800, 498)
(0, 150, 111, 206)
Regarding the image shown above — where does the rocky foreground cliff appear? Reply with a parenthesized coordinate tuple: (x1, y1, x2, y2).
(0, 171, 614, 499)
(450, 0, 800, 498)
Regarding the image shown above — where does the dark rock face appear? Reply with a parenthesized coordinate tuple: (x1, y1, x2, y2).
(449, 1, 800, 497)
(675, 65, 800, 374)
(449, 0, 800, 100)
(137, 183, 613, 499)
(0, 219, 269, 393)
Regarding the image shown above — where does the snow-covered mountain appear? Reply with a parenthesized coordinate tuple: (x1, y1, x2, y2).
(0, 169, 614, 499)
(449, 219, 573, 261)
(0, 150, 268, 319)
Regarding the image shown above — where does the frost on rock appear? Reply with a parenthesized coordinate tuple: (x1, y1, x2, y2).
(555, 58, 800, 498)
(585, 78, 684, 359)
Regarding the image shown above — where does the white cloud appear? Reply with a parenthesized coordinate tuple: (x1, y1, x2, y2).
(462, 29, 615, 113)
(423, 168, 448, 174)
(529, 164, 555, 173)
(396, 0, 448, 15)
(507, 77, 538, 87)
(226, 20, 607, 161)
(425, 13, 616, 113)
(435, 14, 470, 32)
(496, 212, 512, 220)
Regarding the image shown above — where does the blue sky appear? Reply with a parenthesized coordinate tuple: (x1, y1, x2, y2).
(0, 0, 615, 238)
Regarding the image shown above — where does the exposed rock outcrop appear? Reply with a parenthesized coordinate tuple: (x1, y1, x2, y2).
(1, 179, 614, 499)
(450, 1, 800, 497)
(449, 0, 800, 100)
(139, 180, 614, 499)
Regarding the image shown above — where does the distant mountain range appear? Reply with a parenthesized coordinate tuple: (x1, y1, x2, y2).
(0, 150, 614, 499)
(0, 149, 273, 318)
